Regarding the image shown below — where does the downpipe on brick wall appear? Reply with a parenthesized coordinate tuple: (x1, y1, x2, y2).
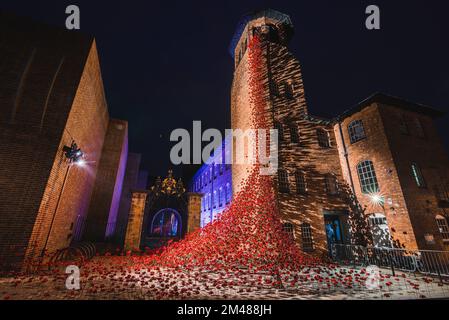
(40, 163, 72, 260)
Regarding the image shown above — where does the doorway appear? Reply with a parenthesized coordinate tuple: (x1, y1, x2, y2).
(324, 211, 349, 255)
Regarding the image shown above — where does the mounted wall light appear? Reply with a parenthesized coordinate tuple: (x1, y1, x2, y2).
(369, 192, 385, 207)
(63, 141, 84, 164)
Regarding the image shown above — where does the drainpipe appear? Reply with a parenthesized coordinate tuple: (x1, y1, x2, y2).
(337, 118, 356, 194)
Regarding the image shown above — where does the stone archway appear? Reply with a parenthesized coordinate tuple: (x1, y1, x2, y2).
(123, 170, 203, 252)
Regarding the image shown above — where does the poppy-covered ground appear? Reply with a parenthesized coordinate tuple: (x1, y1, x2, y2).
(0, 256, 448, 300)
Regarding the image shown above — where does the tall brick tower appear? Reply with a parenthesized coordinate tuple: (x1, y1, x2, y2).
(229, 9, 351, 254)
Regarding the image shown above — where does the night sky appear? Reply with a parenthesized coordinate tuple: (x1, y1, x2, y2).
(1, 0, 448, 179)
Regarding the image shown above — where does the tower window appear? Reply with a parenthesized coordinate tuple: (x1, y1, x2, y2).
(274, 121, 284, 142)
(289, 125, 299, 144)
(317, 129, 330, 148)
(357, 160, 380, 194)
(436, 215, 449, 240)
(325, 174, 339, 195)
(413, 118, 426, 138)
(301, 223, 314, 251)
(283, 222, 294, 240)
(295, 170, 307, 194)
(399, 114, 409, 135)
(278, 169, 290, 193)
(348, 120, 366, 143)
(411, 163, 426, 188)
(284, 82, 294, 99)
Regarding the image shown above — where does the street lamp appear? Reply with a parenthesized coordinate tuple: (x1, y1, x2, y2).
(40, 141, 85, 259)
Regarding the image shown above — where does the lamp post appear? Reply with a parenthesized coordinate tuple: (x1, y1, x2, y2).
(40, 141, 84, 259)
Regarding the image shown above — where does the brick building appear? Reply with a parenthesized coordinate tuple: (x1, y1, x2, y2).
(0, 13, 130, 270)
(228, 9, 352, 254)
(334, 94, 449, 250)
(204, 9, 449, 254)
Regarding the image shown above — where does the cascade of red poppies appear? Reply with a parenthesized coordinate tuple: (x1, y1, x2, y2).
(144, 35, 318, 272)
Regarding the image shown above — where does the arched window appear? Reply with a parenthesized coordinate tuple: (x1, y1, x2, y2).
(348, 120, 366, 143)
(278, 169, 290, 193)
(150, 209, 181, 237)
(436, 215, 449, 240)
(317, 128, 330, 148)
(213, 190, 217, 208)
(325, 174, 339, 195)
(399, 113, 409, 135)
(289, 125, 299, 144)
(274, 121, 284, 142)
(413, 118, 425, 138)
(295, 170, 307, 194)
(284, 82, 294, 99)
(357, 160, 379, 194)
(301, 223, 314, 251)
(283, 222, 294, 240)
(411, 163, 426, 188)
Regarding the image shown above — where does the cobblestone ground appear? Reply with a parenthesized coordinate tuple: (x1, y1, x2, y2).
(1, 257, 448, 300)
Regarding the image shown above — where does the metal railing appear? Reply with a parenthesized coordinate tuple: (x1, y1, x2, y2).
(332, 244, 449, 279)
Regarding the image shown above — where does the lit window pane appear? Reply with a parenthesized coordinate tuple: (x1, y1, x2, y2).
(357, 160, 380, 194)
(348, 120, 366, 143)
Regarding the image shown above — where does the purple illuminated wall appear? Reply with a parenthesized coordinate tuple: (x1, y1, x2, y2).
(105, 127, 129, 238)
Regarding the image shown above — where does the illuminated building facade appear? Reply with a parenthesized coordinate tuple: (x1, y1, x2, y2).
(189, 139, 232, 227)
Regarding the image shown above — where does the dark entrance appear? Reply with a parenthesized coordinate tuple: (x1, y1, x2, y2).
(324, 210, 350, 255)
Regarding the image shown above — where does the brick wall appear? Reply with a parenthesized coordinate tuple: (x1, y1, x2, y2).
(0, 13, 110, 270)
(334, 103, 418, 250)
(380, 104, 449, 249)
(334, 101, 449, 250)
(25, 41, 110, 264)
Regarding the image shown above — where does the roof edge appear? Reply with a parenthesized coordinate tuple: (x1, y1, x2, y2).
(335, 92, 446, 122)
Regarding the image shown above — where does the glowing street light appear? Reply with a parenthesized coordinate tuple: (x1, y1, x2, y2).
(368, 192, 385, 209)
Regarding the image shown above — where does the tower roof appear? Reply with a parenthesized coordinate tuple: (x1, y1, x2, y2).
(228, 9, 293, 58)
